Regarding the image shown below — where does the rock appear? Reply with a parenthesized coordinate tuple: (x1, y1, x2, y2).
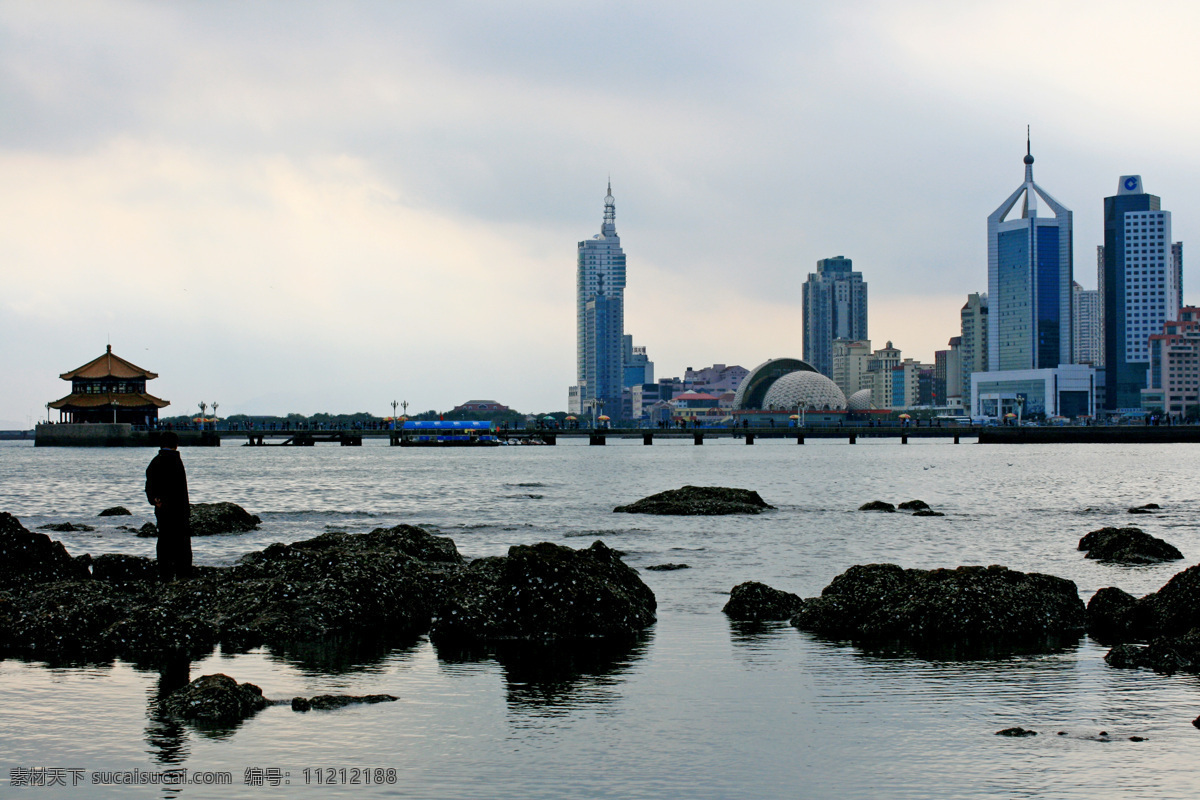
(858, 501, 896, 512)
(1104, 629, 1200, 675)
(1078, 527, 1183, 564)
(1193, 716, 1200, 730)
(613, 486, 773, 516)
(996, 727, 1037, 737)
(0, 513, 89, 589)
(161, 674, 268, 725)
(1087, 587, 1140, 640)
(1128, 503, 1161, 514)
(1133, 564, 1200, 638)
(790, 563, 1085, 646)
(1130, 736, 1147, 742)
(645, 563, 690, 571)
(723, 581, 805, 621)
(912, 509, 945, 517)
(291, 694, 397, 712)
(188, 502, 261, 536)
(430, 540, 656, 643)
(898, 500, 930, 511)
(91, 553, 160, 584)
(37, 522, 94, 532)
(98, 506, 132, 517)
(135, 522, 158, 537)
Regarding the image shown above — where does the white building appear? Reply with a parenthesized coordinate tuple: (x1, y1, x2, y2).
(971, 365, 1097, 420)
(571, 183, 627, 415)
(1072, 281, 1101, 365)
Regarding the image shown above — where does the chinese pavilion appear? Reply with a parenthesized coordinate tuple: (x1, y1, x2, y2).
(49, 345, 170, 424)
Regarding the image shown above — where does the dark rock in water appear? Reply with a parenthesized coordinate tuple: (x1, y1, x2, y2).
(1104, 629, 1200, 675)
(645, 563, 690, 571)
(898, 500, 930, 511)
(291, 694, 397, 712)
(1078, 527, 1183, 564)
(996, 727, 1037, 737)
(136, 522, 158, 537)
(37, 522, 94, 533)
(1128, 503, 1161, 514)
(431, 540, 656, 643)
(98, 506, 132, 517)
(91, 553, 159, 584)
(790, 563, 1085, 645)
(1129, 736, 1147, 742)
(724, 581, 805, 621)
(858, 501, 896, 512)
(912, 509, 945, 517)
(188, 502, 261, 536)
(1193, 716, 1200, 730)
(613, 486, 773, 516)
(1133, 565, 1200, 638)
(0, 513, 89, 589)
(1087, 587, 1140, 640)
(161, 674, 268, 725)
(6, 580, 132, 658)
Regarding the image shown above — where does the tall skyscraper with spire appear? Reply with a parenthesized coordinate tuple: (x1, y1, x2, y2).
(987, 132, 1074, 372)
(571, 183, 627, 415)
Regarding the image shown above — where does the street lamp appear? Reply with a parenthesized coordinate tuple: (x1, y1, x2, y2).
(211, 402, 218, 430)
(1015, 395, 1026, 426)
(198, 401, 207, 430)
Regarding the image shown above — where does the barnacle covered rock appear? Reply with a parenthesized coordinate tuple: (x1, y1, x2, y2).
(161, 674, 268, 725)
(723, 581, 804, 621)
(614, 486, 773, 515)
(790, 563, 1085, 647)
(0, 513, 89, 589)
(1078, 527, 1183, 564)
(430, 540, 656, 643)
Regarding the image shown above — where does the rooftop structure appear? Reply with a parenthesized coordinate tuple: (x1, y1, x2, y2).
(48, 345, 170, 424)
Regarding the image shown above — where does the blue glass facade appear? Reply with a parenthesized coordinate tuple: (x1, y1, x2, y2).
(1036, 225, 1062, 368)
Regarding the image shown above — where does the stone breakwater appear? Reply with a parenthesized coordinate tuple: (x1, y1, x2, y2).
(0, 512, 657, 664)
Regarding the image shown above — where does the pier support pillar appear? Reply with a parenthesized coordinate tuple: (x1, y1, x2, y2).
(643, 432, 653, 445)
(745, 432, 755, 444)
(849, 433, 857, 445)
(901, 434, 908, 445)
(589, 434, 606, 446)
(954, 435, 960, 444)
(796, 433, 805, 445)
(693, 432, 703, 445)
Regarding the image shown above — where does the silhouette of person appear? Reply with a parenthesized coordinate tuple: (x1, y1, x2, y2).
(145, 431, 192, 581)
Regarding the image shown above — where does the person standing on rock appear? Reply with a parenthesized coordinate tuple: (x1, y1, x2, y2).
(145, 431, 192, 581)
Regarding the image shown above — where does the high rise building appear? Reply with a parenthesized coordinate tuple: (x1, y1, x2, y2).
(987, 136, 1073, 372)
(572, 183, 627, 415)
(1072, 281, 1101, 365)
(960, 293, 988, 401)
(832, 339, 873, 399)
(1101, 175, 1180, 411)
(1141, 307, 1200, 416)
(802, 256, 868, 379)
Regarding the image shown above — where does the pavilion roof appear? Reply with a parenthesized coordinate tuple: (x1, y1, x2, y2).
(59, 346, 158, 381)
(49, 392, 170, 410)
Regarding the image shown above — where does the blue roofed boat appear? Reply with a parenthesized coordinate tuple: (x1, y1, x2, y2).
(399, 420, 502, 447)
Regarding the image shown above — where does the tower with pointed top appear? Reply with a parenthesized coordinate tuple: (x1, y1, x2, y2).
(571, 183, 627, 415)
(987, 134, 1074, 372)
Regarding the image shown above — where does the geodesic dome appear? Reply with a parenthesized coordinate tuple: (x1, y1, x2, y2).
(847, 389, 874, 411)
(761, 371, 847, 411)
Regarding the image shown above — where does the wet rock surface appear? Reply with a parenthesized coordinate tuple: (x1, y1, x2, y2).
(161, 674, 268, 725)
(0, 515, 656, 661)
(37, 522, 94, 532)
(291, 694, 398, 711)
(789, 563, 1085, 646)
(613, 486, 773, 516)
(0, 512, 90, 589)
(996, 727, 1038, 737)
(1078, 527, 1183, 564)
(1104, 629, 1200, 675)
(1128, 503, 1161, 514)
(187, 502, 262, 536)
(98, 506, 132, 517)
(1090, 564, 1200, 643)
(912, 509, 945, 517)
(723, 581, 804, 621)
(645, 563, 690, 571)
(430, 540, 656, 643)
(858, 501, 896, 512)
(898, 500, 930, 511)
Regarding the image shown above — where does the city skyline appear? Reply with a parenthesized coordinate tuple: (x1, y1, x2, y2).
(3, 3, 1200, 427)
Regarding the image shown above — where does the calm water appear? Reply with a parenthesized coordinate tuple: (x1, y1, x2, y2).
(2, 438, 1199, 799)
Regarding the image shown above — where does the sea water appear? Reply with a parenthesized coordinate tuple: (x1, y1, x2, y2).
(2, 438, 1199, 799)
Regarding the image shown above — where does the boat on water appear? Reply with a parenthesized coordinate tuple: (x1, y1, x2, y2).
(398, 420, 502, 447)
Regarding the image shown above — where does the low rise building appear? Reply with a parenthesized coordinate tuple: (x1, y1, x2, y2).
(1141, 307, 1200, 416)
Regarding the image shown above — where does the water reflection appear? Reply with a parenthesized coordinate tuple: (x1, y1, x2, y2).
(434, 632, 653, 712)
(143, 652, 191, 766)
(265, 634, 422, 675)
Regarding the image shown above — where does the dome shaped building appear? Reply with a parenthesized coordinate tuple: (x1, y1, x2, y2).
(847, 389, 875, 412)
(761, 371, 846, 411)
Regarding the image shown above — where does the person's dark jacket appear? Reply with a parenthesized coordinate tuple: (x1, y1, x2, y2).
(145, 448, 189, 519)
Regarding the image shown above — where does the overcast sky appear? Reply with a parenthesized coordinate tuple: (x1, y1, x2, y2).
(4, 1, 1200, 427)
